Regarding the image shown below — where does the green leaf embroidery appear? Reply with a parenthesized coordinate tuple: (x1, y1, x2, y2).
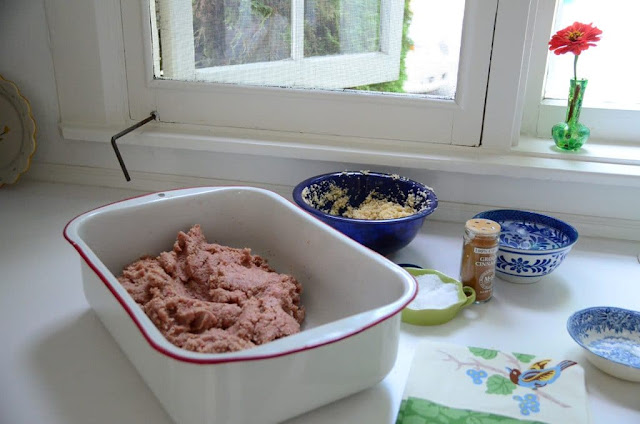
(396, 397, 546, 424)
(407, 397, 440, 418)
(440, 407, 471, 420)
(400, 415, 428, 424)
(512, 353, 536, 363)
(468, 346, 499, 360)
(485, 374, 517, 395)
(396, 399, 407, 424)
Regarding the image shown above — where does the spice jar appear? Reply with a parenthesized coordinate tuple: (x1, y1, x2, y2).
(459, 218, 501, 303)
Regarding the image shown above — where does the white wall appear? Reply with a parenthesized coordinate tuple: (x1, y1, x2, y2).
(1, 1, 639, 240)
(1, 1, 62, 165)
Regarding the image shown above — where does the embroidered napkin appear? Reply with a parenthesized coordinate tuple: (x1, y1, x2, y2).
(396, 341, 589, 424)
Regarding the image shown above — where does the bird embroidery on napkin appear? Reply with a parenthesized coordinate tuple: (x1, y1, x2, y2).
(507, 359, 577, 389)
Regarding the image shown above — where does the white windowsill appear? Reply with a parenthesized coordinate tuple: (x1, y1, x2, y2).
(61, 122, 640, 188)
(514, 136, 640, 166)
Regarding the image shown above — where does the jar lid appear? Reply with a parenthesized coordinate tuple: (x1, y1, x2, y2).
(465, 218, 501, 235)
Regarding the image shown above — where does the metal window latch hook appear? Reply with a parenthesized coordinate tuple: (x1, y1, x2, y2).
(111, 111, 158, 181)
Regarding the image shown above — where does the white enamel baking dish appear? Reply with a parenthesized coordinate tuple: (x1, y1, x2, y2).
(64, 186, 416, 424)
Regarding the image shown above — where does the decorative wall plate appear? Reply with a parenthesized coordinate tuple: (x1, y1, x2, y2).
(0, 75, 36, 187)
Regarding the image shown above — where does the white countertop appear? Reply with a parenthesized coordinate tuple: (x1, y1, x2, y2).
(1, 180, 639, 424)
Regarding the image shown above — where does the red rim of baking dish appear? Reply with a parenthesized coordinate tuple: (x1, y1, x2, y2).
(63, 187, 418, 365)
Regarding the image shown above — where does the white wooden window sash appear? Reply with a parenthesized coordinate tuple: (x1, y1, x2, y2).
(123, 0, 497, 147)
(157, 0, 404, 89)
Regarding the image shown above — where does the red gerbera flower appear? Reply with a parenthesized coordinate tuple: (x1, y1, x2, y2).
(548, 22, 602, 56)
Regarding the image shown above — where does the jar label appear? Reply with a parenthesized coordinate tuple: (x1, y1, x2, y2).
(474, 246, 499, 254)
(478, 269, 495, 290)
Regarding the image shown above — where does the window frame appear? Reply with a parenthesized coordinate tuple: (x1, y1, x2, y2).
(122, 0, 497, 147)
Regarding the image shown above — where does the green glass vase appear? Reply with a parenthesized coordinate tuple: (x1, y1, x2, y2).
(552, 78, 590, 151)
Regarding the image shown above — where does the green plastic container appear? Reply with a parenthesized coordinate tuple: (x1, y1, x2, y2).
(401, 267, 475, 326)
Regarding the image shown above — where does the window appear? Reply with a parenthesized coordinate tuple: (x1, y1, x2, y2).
(404, 1, 464, 98)
(545, 0, 640, 108)
(123, 0, 496, 146)
(521, 0, 640, 144)
(155, 0, 404, 90)
(50, 0, 638, 173)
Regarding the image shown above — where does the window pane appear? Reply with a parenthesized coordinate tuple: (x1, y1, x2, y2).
(304, 0, 380, 57)
(545, 0, 640, 108)
(404, 0, 463, 98)
(193, 0, 292, 67)
(155, 0, 464, 97)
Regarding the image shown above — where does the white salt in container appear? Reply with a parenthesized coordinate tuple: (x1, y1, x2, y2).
(401, 268, 475, 326)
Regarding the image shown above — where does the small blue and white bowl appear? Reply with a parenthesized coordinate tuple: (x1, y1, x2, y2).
(567, 307, 640, 382)
(473, 209, 578, 283)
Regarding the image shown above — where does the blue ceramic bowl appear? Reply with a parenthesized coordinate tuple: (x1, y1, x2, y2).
(473, 209, 578, 283)
(292, 171, 438, 256)
(567, 307, 640, 382)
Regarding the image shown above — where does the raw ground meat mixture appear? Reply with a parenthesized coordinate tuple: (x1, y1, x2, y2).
(117, 225, 305, 353)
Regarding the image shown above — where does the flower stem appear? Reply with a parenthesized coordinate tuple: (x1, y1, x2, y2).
(567, 82, 581, 123)
(573, 55, 578, 80)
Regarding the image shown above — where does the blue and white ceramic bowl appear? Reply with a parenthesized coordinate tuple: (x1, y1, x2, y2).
(567, 307, 640, 382)
(473, 209, 578, 283)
